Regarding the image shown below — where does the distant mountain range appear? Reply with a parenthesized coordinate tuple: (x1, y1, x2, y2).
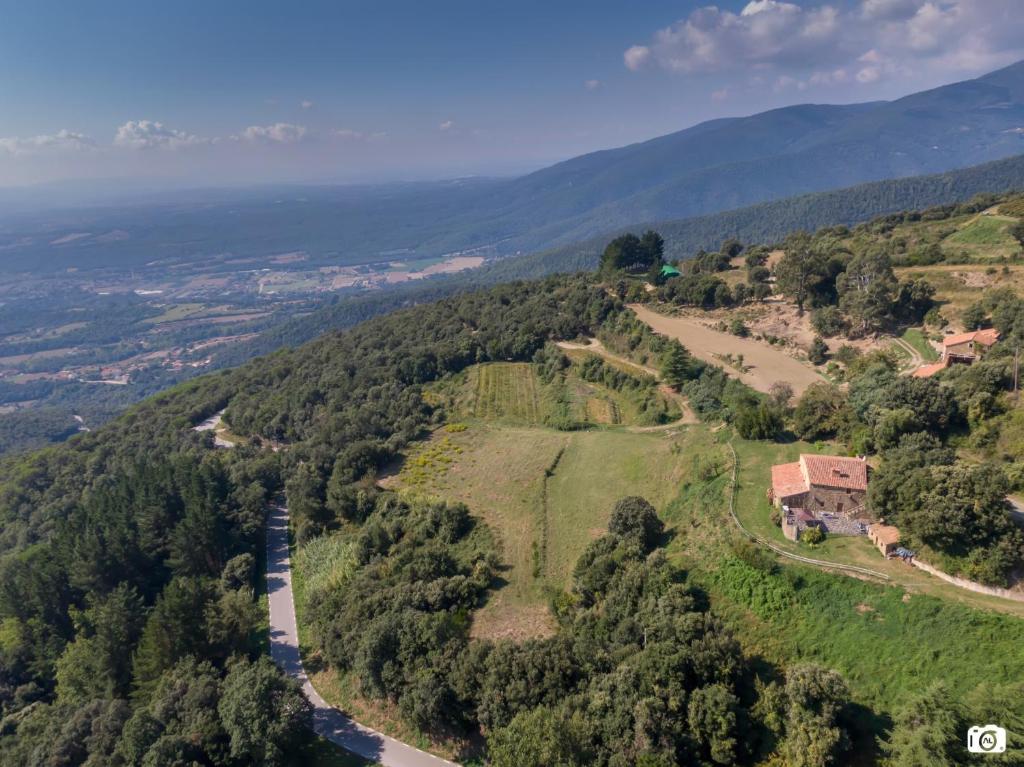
(5, 60, 1024, 274)
(213, 152, 1024, 368)
(461, 59, 1024, 252)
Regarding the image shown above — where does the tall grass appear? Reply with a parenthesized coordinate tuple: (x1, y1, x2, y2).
(294, 533, 358, 610)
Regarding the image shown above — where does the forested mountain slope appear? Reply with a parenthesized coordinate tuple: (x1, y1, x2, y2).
(6, 61, 1024, 274)
(214, 154, 1024, 368)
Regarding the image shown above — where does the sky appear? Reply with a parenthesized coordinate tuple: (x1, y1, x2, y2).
(2, 0, 1024, 190)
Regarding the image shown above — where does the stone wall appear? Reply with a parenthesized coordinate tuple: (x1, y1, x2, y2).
(912, 559, 1024, 603)
(805, 485, 866, 518)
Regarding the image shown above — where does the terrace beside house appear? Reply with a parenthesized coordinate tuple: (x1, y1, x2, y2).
(769, 454, 870, 541)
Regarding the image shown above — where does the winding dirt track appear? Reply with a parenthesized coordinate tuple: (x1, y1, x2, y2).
(628, 304, 824, 396)
(555, 338, 698, 427)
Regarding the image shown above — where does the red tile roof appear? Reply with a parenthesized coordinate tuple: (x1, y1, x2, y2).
(912, 360, 949, 378)
(771, 461, 807, 499)
(943, 328, 1000, 348)
(800, 454, 869, 491)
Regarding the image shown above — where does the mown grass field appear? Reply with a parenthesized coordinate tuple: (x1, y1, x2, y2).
(900, 327, 939, 362)
(388, 422, 697, 640)
(543, 428, 695, 586)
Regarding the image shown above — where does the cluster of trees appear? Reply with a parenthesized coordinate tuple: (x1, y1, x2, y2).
(0, 445, 311, 763)
(303, 492, 858, 766)
(772, 231, 935, 339)
(598, 231, 665, 275)
(786, 339, 1024, 584)
(658, 340, 789, 441)
(306, 495, 495, 732)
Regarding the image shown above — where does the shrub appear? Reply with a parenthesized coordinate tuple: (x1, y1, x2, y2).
(801, 526, 825, 545)
(734, 403, 783, 440)
(811, 306, 847, 337)
(729, 318, 749, 337)
(808, 337, 829, 366)
(608, 496, 664, 552)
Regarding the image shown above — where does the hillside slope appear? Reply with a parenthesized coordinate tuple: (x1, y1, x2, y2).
(442, 60, 1024, 253)
(213, 153, 1024, 367)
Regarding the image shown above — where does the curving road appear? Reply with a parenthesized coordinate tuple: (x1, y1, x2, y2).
(265, 504, 460, 767)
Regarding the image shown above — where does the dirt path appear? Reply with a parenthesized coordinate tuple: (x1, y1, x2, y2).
(628, 304, 825, 396)
(556, 338, 698, 426)
(892, 337, 924, 371)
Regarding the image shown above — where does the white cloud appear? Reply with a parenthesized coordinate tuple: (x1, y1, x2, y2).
(0, 129, 94, 155)
(114, 120, 207, 150)
(334, 128, 364, 140)
(624, 45, 651, 71)
(439, 120, 455, 131)
(584, 79, 602, 90)
(711, 88, 729, 102)
(300, 100, 314, 109)
(237, 123, 308, 144)
(624, 1, 1024, 86)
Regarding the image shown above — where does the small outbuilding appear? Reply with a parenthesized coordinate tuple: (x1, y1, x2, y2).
(868, 523, 901, 557)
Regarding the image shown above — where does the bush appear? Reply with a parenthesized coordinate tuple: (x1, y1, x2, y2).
(801, 526, 825, 545)
(734, 403, 783, 440)
(811, 306, 847, 337)
(608, 496, 664, 552)
(808, 337, 829, 366)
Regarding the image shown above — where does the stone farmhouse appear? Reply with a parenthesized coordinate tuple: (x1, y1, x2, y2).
(769, 454, 870, 541)
(913, 328, 1000, 378)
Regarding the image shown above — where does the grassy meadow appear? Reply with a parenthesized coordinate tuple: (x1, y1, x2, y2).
(662, 433, 1024, 717)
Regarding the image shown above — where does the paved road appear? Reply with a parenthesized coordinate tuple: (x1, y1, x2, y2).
(265, 504, 460, 767)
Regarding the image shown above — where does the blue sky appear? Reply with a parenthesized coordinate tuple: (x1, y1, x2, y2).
(2, 0, 1023, 188)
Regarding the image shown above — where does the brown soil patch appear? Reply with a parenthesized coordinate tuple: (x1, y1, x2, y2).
(470, 601, 555, 642)
(855, 603, 875, 614)
(955, 270, 998, 289)
(629, 304, 825, 395)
